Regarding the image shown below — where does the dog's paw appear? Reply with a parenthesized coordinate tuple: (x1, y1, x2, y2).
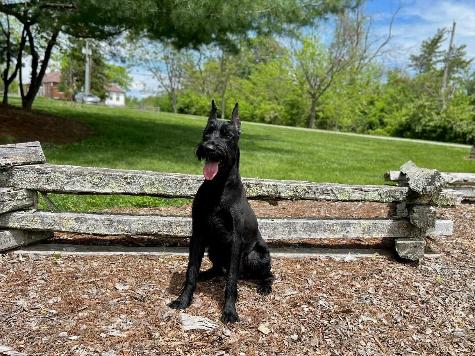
(257, 284, 272, 295)
(221, 309, 240, 323)
(168, 298, 190, 310)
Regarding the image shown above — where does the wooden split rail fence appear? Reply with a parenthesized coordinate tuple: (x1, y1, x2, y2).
(0, 141, 464, 261)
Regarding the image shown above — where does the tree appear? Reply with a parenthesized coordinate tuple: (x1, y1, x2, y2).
(140, 0, 357, 49)
(60, 39, 108, 99)
(0, 14, 23, 105)
(105, 64, 132, 91)
(409, 29, 447, 74)
(1, 0, 355, 110)
(292, 2, 395, 128)
(129, 40, 191, 113)
(0, 1, 132, 109)
(60, 38, 131, 99)
(409, 26, 472, 107)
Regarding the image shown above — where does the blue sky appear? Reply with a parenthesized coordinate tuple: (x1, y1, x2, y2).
(127, 0, 475, 98)
(365, 0, 475, 64)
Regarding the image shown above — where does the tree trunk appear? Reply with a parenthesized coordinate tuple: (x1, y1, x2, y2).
(21, 29, 59, 110)
(1, 16, 11, 105)
(171, 90, 177, 113)
(470, 145, 475, 160)
(308, 95, 317, 129)
(220, 95, 226, 120)
(2, 86, 9, 105)
(441, 21, 456, 110)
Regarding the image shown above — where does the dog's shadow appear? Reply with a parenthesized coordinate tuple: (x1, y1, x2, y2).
(167, 271, 226, 308)
(167, 270, 259, 309)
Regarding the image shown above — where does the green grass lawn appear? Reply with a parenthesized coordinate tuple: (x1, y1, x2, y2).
(6, 98, 475, 211)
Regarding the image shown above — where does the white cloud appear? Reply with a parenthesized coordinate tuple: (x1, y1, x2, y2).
(371, 0, 475, 67)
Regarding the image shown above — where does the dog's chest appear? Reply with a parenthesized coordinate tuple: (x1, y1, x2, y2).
(206, 205, 233, 236)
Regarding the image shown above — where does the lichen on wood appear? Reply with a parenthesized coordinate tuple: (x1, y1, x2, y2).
(0, 211, 453, 239)
(1, 164, 410, 202)
(0, 141, 45, 167)
(0, 188, 36, 214)
(409, 205, 437, 230)
(399, 161, 446, 196)
(0, 229, 52, 252)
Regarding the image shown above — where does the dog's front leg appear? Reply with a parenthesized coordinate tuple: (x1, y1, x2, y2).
(168, 232, 205, 309)
(221, 237, 242, 323)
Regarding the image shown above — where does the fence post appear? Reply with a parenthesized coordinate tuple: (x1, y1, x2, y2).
(394, 161, 446, 261)
(0, 142, 52, 252)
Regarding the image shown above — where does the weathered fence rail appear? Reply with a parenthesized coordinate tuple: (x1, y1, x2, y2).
(0, 141, 464, 261)
(385, 170, 475, 202)
(0, 211, 453, 239)
(0, 163, 410, 202)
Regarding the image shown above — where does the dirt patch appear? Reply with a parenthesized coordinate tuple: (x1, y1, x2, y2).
(0, 104, 92, 144)
(0, 204, 473, 355)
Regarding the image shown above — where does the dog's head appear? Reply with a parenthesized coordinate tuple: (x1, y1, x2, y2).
(196, 100, 241, 181)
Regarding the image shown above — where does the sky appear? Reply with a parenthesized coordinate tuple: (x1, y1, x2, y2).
(365, 0, 475, 65)
(126, 0, 475, 98)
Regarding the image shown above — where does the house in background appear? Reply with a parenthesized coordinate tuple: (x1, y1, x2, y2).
(41, 71, 65, 99)
(105, 84, 126, 106)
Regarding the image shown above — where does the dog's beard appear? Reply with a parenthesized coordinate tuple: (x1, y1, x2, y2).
(203, 161, 219, 180)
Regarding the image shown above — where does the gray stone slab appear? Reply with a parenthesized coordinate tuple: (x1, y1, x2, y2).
(0, 229, 52, 252)
(0, 188, 36, 214)
(12, 243, 390, 259)
(386, 170, 475, 187)
(400, 161, 445, 195)
(395, 237, 426, 261)
(0, 141, 45, 167)
(409, 205, 437, 230)
(0, 164, 410, 202)
(0, 211, 454, 239)
(13, 243, 443, 259)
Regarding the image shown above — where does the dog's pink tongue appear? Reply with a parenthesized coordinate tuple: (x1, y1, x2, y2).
(203, 161, 219, 180)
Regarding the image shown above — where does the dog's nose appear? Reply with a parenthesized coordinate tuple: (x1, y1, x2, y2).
(204, 143, 215, 151)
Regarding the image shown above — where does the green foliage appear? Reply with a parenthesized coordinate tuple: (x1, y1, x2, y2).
(2, 0, 354, 109)
(137, 0, 355, 49)
(410, 28, 447, 74)
(59, 39, 108, 99)
(59, 38, 130, 99)
(177, 90, 210, 115)
(391, 95, 475, 144)
(8, 96, 474, 210)
(141, 25, 475, 144)
(105, 64, 132, 91)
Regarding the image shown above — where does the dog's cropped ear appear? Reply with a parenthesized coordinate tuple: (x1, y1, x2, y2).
(208, 100, 218, 123)
(230, 103, 241, 132)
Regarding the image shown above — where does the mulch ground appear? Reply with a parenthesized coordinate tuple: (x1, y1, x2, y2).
(0, 104, 92, 145)
(0, 202, 474, 355)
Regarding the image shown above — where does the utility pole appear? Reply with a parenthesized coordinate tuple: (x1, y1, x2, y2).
(82, 40, 92, 95)
(441, 21, 456, 109)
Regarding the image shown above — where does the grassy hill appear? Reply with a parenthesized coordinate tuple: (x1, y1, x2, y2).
(3, 98, 474, 211)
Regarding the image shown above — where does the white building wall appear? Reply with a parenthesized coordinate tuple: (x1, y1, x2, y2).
(105, 92, 125, 106)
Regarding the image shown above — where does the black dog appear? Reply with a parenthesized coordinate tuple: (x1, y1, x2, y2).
(169, 101, 274, 323)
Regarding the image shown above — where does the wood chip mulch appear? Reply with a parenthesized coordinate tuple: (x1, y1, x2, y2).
(0, 202, 474, 355)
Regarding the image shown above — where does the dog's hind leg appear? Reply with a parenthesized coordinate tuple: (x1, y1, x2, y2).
(244, 238, 274, 295)
(168, 231, 205, 310)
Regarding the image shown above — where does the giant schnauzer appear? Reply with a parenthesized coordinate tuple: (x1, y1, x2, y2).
(169, 100, 274, 323)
